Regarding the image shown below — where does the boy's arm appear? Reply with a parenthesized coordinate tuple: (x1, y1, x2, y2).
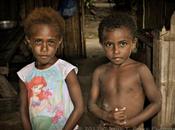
(63, 70, 84, 130)
(88, 68, 110, 122)
(19, 79, 32, 130)
(126, 64, 162, 128)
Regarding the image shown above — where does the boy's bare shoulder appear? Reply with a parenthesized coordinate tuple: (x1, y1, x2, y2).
(93, 63, 110, 74)
(132, 60, 150, 72)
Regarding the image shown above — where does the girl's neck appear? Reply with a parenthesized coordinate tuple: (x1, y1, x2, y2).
(35, 57, 58, 70)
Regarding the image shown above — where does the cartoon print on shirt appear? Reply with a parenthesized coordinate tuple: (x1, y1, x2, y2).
(26, 76, 52, 116)
(26, 76, 66, 127)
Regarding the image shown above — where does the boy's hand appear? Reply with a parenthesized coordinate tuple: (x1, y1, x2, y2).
(105, 107, 127, 127)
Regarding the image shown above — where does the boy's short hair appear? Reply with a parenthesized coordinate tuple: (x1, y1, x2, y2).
(24, 7, 65, 38)
(98, 13, 137, 43)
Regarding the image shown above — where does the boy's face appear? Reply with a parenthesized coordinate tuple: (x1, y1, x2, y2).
(27, 24, 62, 68)
(102, 27, 135, 66)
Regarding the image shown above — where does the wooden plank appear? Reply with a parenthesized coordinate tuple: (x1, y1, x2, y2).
(0, 75, 17, 98)
(79, 0, 86, 57)
(152, 30, 161, 127)
(0, 98, 19, 113)
(62, 0, 86, 58)
(0, 66, 9, 75)
(153, 24, 175, 127)
(144, 0, 165, 29)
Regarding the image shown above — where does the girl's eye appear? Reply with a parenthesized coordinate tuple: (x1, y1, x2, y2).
(33, 39, 42, 45)
(119, 41, 127, 48)
(47, 40, 57, 46)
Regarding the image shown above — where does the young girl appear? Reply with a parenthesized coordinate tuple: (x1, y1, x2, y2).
(17, 7, 84, 130)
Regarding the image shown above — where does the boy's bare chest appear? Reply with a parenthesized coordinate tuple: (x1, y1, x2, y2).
(100, 68, 140, 94)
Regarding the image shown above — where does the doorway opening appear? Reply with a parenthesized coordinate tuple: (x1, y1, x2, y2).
(84, 0, 115, 58)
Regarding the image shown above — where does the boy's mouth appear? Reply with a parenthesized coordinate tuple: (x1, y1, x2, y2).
(39, 55, 49, 59)
(113, 57, 122, 61)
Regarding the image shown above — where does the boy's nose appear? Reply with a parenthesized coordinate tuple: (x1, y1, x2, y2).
(114, 45, 120, 54)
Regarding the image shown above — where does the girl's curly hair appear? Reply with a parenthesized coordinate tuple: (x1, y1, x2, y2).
(24, 7, 65, 38)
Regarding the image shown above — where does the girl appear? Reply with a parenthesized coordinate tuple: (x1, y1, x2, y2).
(17, 7, 84, 130)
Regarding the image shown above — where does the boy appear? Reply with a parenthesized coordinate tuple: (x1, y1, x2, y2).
(88, 13, 162, 129)
(17, 7, 84, 130)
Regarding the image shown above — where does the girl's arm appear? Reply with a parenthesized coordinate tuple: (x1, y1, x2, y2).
(19, 79, 32, 130)
(63, 70, 84, 130)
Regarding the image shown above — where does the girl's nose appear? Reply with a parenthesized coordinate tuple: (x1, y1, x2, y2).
(41, 42, 48, 52)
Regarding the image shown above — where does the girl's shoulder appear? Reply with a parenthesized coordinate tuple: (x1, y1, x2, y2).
(17, 62, 35, 82)
(17, 62, 35, 74)
(56, 59, 78, 79)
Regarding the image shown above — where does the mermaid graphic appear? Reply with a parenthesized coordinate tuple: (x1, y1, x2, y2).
(26, 76, 66, 130)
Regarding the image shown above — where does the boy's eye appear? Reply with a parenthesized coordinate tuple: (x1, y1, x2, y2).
(119, 41, 127, 48)
(103, 41, 114, 48)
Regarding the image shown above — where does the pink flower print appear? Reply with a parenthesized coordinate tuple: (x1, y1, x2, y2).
(38, 89, 52, 100)
(51, 111, 63, 124)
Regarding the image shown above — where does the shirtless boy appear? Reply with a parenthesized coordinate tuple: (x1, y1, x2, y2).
(88, 13, 162, 129)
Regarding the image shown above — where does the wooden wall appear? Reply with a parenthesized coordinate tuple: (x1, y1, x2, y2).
(137, 0, 175, 31)
(165, 0, 175, 30)
(136, 0, 175, 128)
(152, 12, 175, 128)
(0, 0, 19, 21)
(144, 0, 165, 30)
(63, 0, 86, 58)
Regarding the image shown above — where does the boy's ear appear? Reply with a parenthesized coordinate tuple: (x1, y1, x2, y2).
(132, 38, 137, 53)
(57, 37, 63, 48)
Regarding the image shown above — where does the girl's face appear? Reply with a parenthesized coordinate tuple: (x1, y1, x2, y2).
(102, 27, 135, 66)
(27, 24, 62, 69)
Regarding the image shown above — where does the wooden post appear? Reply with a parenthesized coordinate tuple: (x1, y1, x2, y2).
(152, 12, 175, 128)
(63, 0, 86, 58)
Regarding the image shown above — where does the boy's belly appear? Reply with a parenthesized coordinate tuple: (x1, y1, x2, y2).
(102, 92, 145, 119)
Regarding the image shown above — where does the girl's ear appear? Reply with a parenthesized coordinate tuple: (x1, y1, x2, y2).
(25, 36, 32, 48)
(58, 37, 63, 45)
